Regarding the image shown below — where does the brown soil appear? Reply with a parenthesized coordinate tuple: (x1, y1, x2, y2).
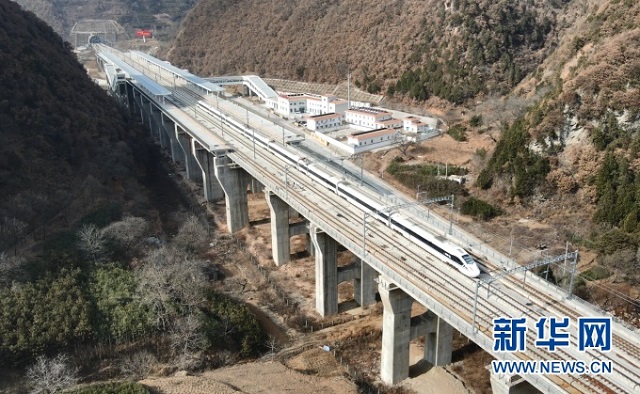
(140, 362, 357, 394)
(177, 176, 486, 393)
(363, 131, 494, 179)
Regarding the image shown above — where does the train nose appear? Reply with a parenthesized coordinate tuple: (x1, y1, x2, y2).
(467, 264, 481, 278)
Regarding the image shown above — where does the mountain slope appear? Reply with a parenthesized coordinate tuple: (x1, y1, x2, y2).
(0, 0, 142, 250)
(166, 0, 569, 103)
(12, 0, 195, 40)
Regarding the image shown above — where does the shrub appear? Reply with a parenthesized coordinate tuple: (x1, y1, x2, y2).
(90, 265, 155, 342)
(595, 229, 636, 255)
(204, 292, 266, 357)
(447, 124, 468, 141)
(469, 115, 483, 127)
(460, 197, 502, 220)
(580, 265, 612, 281)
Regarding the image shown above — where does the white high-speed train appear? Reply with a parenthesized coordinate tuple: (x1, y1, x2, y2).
(197, 101, 480, 278)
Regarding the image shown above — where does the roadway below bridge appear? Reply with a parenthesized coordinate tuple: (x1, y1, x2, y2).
(94, 46, 640, 394)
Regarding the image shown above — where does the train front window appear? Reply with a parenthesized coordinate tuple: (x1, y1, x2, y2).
(461, 255, 475, 265)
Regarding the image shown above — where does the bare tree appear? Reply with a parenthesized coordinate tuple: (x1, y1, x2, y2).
(170, 313, 208, 356)
(395, 133, 416, 157)
(173, 215, 209, 254)
(120, 350, 157, 379)
(265, 335, 279, 357)
(138, 247, 208, 329)
(77, 224, 106, 261)
(26, 354, 78, 394)
(102, 216, 148, 253)
(175, 351, 204, 372)
(137, 249, 174, 330)
(170, 313, 208, 372)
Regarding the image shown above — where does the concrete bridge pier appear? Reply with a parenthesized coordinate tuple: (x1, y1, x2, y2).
(136, 94, 145, 125)
(335, 258, 378, 308)
(251, 178, 264, 194)
(310, 225, 338, 316)
(354, 259, 378, 307)
(156, 120, 169, 150)
(125, 84, 136, 117)
(410, 310, 453, 367)
(160, 113, 181, 163)
(305, 233, 315, 256)
(139, 96, 159, 145)
(424, 314, 453, 366)
(175, 126, 201, 181)
(265, 190, 290, 266)
(379, 276, 413, 385)
(150, 105, 170, 150)
(289, 220, 314, 260)
(214, 156, 249, 233)
(192, 142, 225, 203)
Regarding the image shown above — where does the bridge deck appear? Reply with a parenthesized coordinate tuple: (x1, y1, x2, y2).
(97, 47, 640, 394)
(131, 51, 224, 94)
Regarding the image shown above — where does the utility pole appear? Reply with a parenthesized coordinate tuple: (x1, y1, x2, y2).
(362, 211, 372, 256)
(246, 108, 255, 159)
(347, 67, 351, 110)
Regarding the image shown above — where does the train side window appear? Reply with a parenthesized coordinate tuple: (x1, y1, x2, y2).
(461, 255, 475, 265)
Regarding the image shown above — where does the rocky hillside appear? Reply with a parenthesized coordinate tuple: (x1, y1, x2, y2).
(167, 0, 568, 102)
(12, 0, 195, 40)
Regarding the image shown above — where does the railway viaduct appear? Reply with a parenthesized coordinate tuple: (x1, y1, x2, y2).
(94, 45, 640, 394)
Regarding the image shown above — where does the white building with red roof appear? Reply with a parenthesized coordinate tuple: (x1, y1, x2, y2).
(347, 128, 399, 150)
(307, 113, 344, 132)
(345, 107, 402, 130)
(270, 93, 349, 118)
(403, 116, 431, 133)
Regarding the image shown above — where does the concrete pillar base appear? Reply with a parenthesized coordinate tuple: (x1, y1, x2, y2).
(176, 128, 201, 181)
(354, 259, 377, 307)
(265, 190, 290, 266)
(160, 114, 180, 163)
(214, 156, 249, 233)
(193, 145, 225, 203)
(305, 232, 315, 257)
(425, 314, 453, 366)
(379, 276, 413, 385)
(251, 178, 264, 194)
(311, 225, 337, 317)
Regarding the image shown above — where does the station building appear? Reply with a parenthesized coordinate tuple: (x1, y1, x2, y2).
(347, 128, 399, 149)
(345, 107, 403, 130)
(403, 116, 431, 133)
(273, 94, 307, 117)
(306, 94, 348, 115)
(271, 93, 348, 118)
(307, 113, 344, 132)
